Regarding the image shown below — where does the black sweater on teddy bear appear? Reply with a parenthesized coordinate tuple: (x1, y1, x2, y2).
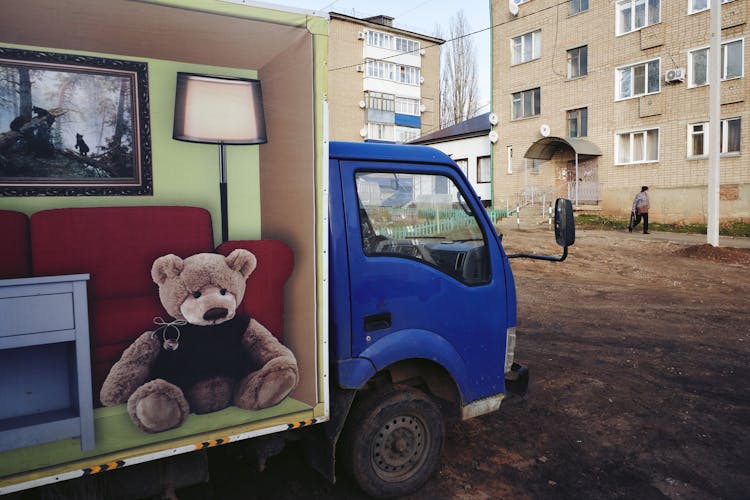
(151, 315, 253, 391)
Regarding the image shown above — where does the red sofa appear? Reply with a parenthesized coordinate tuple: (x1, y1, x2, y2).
(0, 206, 293, 406)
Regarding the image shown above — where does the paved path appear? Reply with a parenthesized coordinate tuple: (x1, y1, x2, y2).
(497, 218, 750, 249)
(606, 229, 750, 248)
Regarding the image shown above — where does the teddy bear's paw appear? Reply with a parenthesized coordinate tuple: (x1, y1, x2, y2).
(127, 379, 190, 433)
(234, 357, 299, 410)
(188, 376, 234, 414)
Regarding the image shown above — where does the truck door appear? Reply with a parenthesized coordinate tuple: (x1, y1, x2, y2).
(339, 161, 509, 403)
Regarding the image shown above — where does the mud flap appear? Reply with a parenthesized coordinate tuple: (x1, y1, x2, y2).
(303, 387, 357, 484)
(505, 362, 529, 396)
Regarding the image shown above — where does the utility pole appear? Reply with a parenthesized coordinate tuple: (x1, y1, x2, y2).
(707, 0, 721, 246)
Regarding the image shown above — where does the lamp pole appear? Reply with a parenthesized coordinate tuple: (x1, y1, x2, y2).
(219, 143, 229, 243)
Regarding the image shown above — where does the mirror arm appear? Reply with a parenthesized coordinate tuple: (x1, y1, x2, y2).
(507, 246, 568, 262)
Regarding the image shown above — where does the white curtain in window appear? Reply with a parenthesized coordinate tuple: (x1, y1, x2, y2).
(647, 129, 659, 160)
(633, 132, 645, 162)
(618, 134, 631, 163)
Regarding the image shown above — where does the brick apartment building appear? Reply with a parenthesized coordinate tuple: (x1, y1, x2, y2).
(327, 12, 444, 143)
(491, 0, 748, 223)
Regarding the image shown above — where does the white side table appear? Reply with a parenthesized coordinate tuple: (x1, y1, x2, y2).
(0, 274, 94, 452)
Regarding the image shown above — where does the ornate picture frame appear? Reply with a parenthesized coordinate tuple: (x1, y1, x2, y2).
(0, 47, 152, 196)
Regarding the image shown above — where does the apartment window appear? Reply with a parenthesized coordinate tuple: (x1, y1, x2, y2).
(367, 91, 395, 112)
(507, 146, 513, 174)
(512, 30, 541, 65)
(616, 58, 660, 99)
(567, 108, 588, 137)
(395, 126, 420, 143)
(615, 128, 659, 164)
(690, 0, 734, 15)
(616, 0, 661, 35)
(530, 159, 541, 175)
(689, 39, 744, 86)
(400, 65, 420, 85)
(368, 31, 394, 49)
(366, 60, 421, 85)
(477, 156, 491, 183)
(395, 37, 419, 54)
(395, 97, 420, 116)
(570, 0, 589, 15)
(366, 59, 387, 79)
(567, 46, 588, 79)
(688, 118, 741, 157)
(512, 87, 541, 119)
(454, 158, 468, 176)
(368, 123, 394, 141)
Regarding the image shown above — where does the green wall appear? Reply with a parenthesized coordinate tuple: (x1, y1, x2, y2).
(0, 43, 262, 245)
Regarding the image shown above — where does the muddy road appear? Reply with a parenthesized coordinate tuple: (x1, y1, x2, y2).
(185, 226, 750, 500)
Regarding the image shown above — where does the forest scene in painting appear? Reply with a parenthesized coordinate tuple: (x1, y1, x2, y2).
(0, 51, 145, 192)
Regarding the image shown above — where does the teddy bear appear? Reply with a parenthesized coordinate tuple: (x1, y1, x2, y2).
(99, 249, 299, 433)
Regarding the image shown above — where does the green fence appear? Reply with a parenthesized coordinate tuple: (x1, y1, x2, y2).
(379, 207, 515, 239)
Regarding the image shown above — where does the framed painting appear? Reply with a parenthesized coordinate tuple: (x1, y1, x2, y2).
(0, 47, 152, 196)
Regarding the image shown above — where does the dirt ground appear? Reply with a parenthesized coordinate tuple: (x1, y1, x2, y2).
(184, 225, 750, 500)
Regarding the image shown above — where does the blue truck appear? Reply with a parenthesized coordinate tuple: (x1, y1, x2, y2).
(314, 141, 574, 498)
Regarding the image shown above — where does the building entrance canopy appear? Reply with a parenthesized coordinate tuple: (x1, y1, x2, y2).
(524, 136, 602, 160)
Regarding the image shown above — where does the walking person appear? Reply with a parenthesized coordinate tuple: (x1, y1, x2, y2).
(629, 186, 650, 234)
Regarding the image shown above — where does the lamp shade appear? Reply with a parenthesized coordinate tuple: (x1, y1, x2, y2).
(173, 72, 267, 144)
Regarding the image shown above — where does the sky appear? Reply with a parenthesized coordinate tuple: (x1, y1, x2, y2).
(258, 0, 493, 112)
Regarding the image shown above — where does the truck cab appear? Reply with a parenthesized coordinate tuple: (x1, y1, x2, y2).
(326, 141, 530, 498)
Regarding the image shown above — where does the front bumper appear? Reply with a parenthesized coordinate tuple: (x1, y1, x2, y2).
(505, 362, 529, 396)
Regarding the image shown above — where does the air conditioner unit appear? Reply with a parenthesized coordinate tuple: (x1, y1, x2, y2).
(664, 68, 685, 83)
(357, 31, 366, 40)
(356, 64, 364, 73)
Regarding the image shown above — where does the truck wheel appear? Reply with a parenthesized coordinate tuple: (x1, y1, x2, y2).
(341, 385, 444, 499)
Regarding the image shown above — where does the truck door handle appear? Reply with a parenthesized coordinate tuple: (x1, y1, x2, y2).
(364, 312, 391, 332)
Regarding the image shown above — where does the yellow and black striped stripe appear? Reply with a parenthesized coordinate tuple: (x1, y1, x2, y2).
(287, 418, 318, 429)
(195, 437, 229, 450)
(83, 461, 125, 475)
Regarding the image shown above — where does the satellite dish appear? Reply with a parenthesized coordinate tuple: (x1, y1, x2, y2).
(488, 113, 499, 125)
(488, 130, 499, 144)
(358, 100, 366, 109)
(508, 0, 519, 16)
(540, 124, 551, 137)
(359, 128, 368, 138)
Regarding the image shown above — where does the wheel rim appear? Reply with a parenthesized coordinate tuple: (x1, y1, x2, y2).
(371, 413, 431, 482)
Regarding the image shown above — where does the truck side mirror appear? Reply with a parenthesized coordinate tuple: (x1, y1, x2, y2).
(507, 198, 575, 262)
(554, 198, 575, 247)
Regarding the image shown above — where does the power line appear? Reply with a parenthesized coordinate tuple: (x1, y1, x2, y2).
(329, 0, 576, 72)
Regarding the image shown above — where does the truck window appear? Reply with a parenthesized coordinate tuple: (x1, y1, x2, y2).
(355, 172, 490, 285)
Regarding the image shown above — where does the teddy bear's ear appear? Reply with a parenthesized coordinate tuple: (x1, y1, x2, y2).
(151, 254, 185, 285)
(225, 249, 257, 279)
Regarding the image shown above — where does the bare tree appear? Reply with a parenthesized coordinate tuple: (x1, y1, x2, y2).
(440, 10, 480, 129)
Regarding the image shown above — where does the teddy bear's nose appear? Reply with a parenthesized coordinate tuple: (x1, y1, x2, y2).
(203, 307, 228, 321)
